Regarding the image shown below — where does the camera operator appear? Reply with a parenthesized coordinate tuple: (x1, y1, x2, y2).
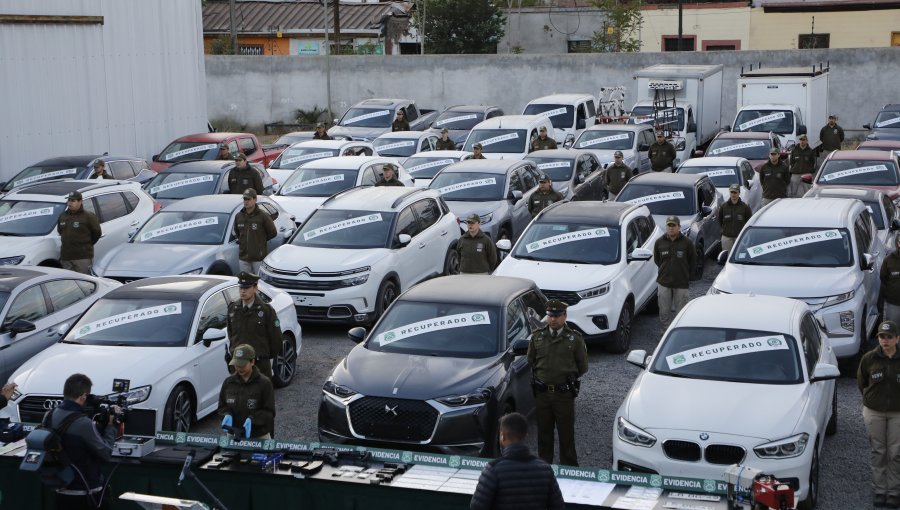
(47, 373, 119, 510)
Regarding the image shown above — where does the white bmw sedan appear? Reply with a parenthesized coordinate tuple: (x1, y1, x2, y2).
(613, 294, 839, 510)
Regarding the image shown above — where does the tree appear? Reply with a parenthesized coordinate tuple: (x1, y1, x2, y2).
(590, 0, 643, 53)
(414, 0, 506, 54)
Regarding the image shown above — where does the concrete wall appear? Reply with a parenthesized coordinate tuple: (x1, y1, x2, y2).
(749, 9, 900, 49)
(497, 8, 608, 54)
(206, 47, 900, 138)
(640, 6, 751, 52)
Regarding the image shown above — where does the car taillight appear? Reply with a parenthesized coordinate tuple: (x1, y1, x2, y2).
(272, 177, 278, 185)
(153, 200, 162, 213)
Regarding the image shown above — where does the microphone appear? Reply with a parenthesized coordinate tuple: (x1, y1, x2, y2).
(178, 449, 196, 486)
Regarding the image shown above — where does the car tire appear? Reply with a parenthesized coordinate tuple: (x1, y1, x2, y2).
(825, 386, 837, 436)
(272, 333, 297, 388)
(606, 301, 633, 354)
(443, 247, 460, 275)
(694, 241, 705, 279)
(374, 279, 398, 320)
(488, 401, 515, 457)
(798, 441, 819, 510)
(162, 384, 194, 433)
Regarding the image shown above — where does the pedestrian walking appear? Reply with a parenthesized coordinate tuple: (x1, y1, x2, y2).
(653, 216, 696, 330)
(57, 191, 101, 274)
(234, 188, 277, 275)
(759, 147, 790, 206)
(717, 184, 753, 252)
(457, 214, 497, 274)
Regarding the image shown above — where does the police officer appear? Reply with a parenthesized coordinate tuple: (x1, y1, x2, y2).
(375, 163, 404, 187)
(219, 344, 276, 440)
(528, 174, 563, 218)
(718, 184, 752, 252)
(227, 272, 282, 379)
(313, 122, 331, 140)
(227, 153, 264, 195)
(234, 188, 277, 275)
(57, 191, 102, 275)
(217, 143, 233, 160)
(605, 150, 632, 200)
(880, 237, 900, 324)
(457, 214, 497, 274)
(789, 134, 816, 197)
(759, 147, 790, 206)
(531, 126, 557, 152)
(649, 131, 677, 172)
(472, 143, 486, 159)
(819, 114, 845, 157)
(88, 160, 112, 180)
(527, 300, 588, 466)
(436, 128, 456, 150)
(654, 216, 696, 330)
(392, 110, 410, 132)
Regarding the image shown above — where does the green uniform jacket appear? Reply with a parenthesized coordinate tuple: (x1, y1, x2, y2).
(605, 163, 633, 195)
(789, 145, 817, 175)
(759, 160, 790, 199)
(227, 295, 282, 359)
(880, 251, 900, 305)
(227, 167, 264, 195)
(375, 178, 405, 187)
(819, 124, 845, 152)
(57, 208, 102, 261)
(858, 347, 900, 412)
(531, 137, 558, 152)
(472, 153, 486, 160)
(527, 325, 588, 385)
(234, 206, 277, 262)
(89, 171, 113, 179)
(392, 120, 410, 132)
(436, 139, 456, 150)
(218, 366, 276, 438)
(457, 231, 497, 274)
(313, 132, 331, 140)
(528, 189, 564, 217)
(648, 141, 677, 171)
(717, 199, 753, 238)
(653, 233, 696, 289)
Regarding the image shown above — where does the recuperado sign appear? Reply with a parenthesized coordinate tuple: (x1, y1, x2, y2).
(303, 213, 382, 241)
(438, 178, 496, 195)
(626, 191, 684, 206)
(526, 228, 609, 253)
(74, 302, 183, 339)
(666, 335, 789, 370)
(373, 311, 492, 347)
(746, 229, 841, 258)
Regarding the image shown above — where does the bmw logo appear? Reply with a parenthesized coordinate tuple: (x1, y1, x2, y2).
(699, 432, 709, 441)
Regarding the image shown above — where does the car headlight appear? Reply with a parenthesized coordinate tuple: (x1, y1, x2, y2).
(617, 417, 657, 447)
(680, 226, 691, 236)
(675, 140, 686, 151)
(578, 284, 609, 299)
(10, 389, 22, 402)
(0, 256, 25, 266)
(709, 286, 730, 295)
(107, 385, 152, 405)
(340, 274, 369, 287)
(754, 433, 809, 459)
(479, 213, 493, 224)
(823, 291, 854, 307)
(435, 387, 492, 407)
(323, 379, 357, 398)
(182, 268, 204, 275)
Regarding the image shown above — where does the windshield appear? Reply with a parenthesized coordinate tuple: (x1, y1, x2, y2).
(367, 301, 500, 358)
(574, 130, 634, 151)
(134, 211, 230, 245)
(874, 111, 900, 129)
(817, 159, 899, 186)
(616, 184, 695, 216)
(707, 138, 771, 160)
(513, 223, 621, 264)
(158, 142, 220, 164)
(0, 201, 67, 236)
(523, 104, 574, 130)
(463, 129, 527, 154)
(374, 137, 418, 157)
(733, 110, 794, 135)
(278, 168, 357, 197)
(430, 172, 505, 201)
(404, 157, 458, 179)
(628, 106, 685, 131)
(271, 147, 339, 169)
(731, 227, 853, 267)
(528, 157, 575, 181)
(292, 209, 394, 249)
(65, 298, 199, 347)
(274, 133, 313, 146)
(433, 111, 484, 131)
(145, 172, 220, 199)
(651, 327, 802, 384)
(678, 165, 739, 188)
(5, 165, 84, 191)
(865, 201, 886, 229)
(339, 108, 393, 128)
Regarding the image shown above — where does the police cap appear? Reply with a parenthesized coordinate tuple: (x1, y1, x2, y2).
(613, 150, 624, 158)
(878, 320, 899, 337)
(665, 215, 681, 226)
(728, 183, 741, 193)
(473, 142, 483, 150)
(93, 160, 105, 168)
(466, 213, 481, 224)
(234, 152, 247, 161)
(798, 134, 808, 141)
(546, 300, 568, 316)
(238, 271, 259, 288)
(67, 191, 83, 201)
(229, 344, 256, 367)
(441, 127, 449, 134)
(538, 174, 550, 182)
(316, 122, 325, 129)
(768, 147, 780, 155)
(242, 188, 257, 200)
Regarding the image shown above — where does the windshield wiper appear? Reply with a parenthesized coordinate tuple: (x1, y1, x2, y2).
(0, 232, 26, 237)
(653, 370, 690, 379)
(513, 254, 541, 261)
(59, 339, 82, 344)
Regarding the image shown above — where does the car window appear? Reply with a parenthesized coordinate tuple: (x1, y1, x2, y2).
(3, 285, 48, 329)
(227, 141, 240, 156)
(94, 193, 129, 222)
(883, 194, 897, 227)
(223, 285, 240, 304)
(75, 280, 97, 296)
(741, 162, 755, 186)
(520, 167, 538, 189)
(412, 199, 441, 230)
(855, 214, 873, 268)
(360, 166, 379, 186)
(586, 101, 596, 118)
(520, 290, 546, 324)
(505, 299, 528, 348)
(641, 130, 655, 148)
(44, 280, 87, 312)
(636, 216, 653, 245)
(395, 206, 422, 241)
(509, 172, 525, 193)
(258, 202, 279, 221)
(239, 137, 257, 155)
(703, 181, 716, 206)
(196, 291, 228, 344)
(800, 313, 821, 377)
(577, 157, 593, 181)
(406, 104, 419, 121)
(123, 192, 140, 212)
(108, 161, 136, 179)
(419, 138, 433, 153)
(131, 160, 152, 173)
(625, 220, 640, 255)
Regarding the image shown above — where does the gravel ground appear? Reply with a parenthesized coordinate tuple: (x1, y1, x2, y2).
(197, 260, 874, 509)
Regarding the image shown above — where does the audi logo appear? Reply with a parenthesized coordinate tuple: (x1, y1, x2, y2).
(43, 399, 63, 410)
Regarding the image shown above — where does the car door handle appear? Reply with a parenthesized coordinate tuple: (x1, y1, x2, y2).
(100, 234, 106, 238)
(418, 243, 426, 249)
(129, 220, 141, 226)
(441, 231, 448, 236)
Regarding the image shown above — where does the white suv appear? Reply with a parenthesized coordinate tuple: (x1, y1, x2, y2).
(494, 201, 661, 352)
(260, 186, 459, 324)
(0, 180, 156, 267)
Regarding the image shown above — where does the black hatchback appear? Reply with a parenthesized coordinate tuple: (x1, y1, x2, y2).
(1, 155, 155, 194)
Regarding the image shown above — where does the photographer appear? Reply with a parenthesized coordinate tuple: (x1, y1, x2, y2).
(47, 374, 119, 510)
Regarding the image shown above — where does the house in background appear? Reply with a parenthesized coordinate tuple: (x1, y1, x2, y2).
(640, 0, 751, 51)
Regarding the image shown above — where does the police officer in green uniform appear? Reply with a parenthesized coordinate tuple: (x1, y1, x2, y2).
(375, 163, 405, 187)
(527, 300, 588, 466)
(528, 174, 564, 218)
(219, 344, 276, 440)
(604, 151, 632, 200)
(531, 126, 558, 152)
(759, 147, 790, 206)
(226, 273, 282, 380)
(234, 188, 277, 275)
(392, 110, 410, 132)
(89, 160, 113, 180)
(789, 134, 816, 197)
(654, 216, 696, 330)
(227, 153, 264, 195)
(717, 183, 753, 252)
(472, 143, 486, 159)
(819, 114, 845, 163)
(649, 131, 677, 172)
(313, 122, 331, 140)
(456, 214, 497, 274)
(436, 128, 456, 150)
(57, 191, 102, 274)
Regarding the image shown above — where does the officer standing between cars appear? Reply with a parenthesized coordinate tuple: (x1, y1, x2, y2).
(789, 134, 816, 197)
(457, 214, 497, 274)
(234, 188, 277, 275)
(858, 320, 900, 509)
(605, 151, 632, 200)
(472, 143, 486, 159)
(649, 131, 677, 172)
(654, 216, 696, 330)
(226, 272, 282, 379)
(219, 344, 276, 440)
(717, 184, 753, 252)
(529, 174, 563, 218)
(819, 114, 845, 158)
(313, 122, 331, 140)
(88, 161, 112, 180)
(527, 300, 588, 467)
(436, 128, 456, 150)
(217, 143, 232, 160)
(759, 147, 790, 206)
(375, 163, 405, 187)
(531, 127, 558, 152)
(57, 191, 102, 275)
(227, 153, 264, 195)
(880, 237, 900, 325)
(392, 110, 410, 132)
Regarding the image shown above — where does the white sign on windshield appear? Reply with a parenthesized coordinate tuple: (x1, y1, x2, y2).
(343, 110, 390, 125)
(303, 213, 382, 241)
(438, 178, 497, 195)
(0, 207, 55, 224)
(140, 217, 218, 241)
(665, 335, 789, 370)
(164, 144, 218, 161)
(407, 159, 454, 173)
(876, 117, 900, 128)
(149, 174, 215, 194)
(281, 152, 334, 166)
(537, 161, 572, 170)
(746, 229, 842, 258)
(537, 107, 567, 118)
(377, 140, 416, 151)
(738, 112, 786, 131)
(633, 116, 655, 125)
(578, 133, 629, 148)
(374, 311, 492, 347)
(710, 141, 765, 155)
(699, 169, 736, 178)
(436, 114, 478, 126)
(74, 302, 183, 339)
(13, 168, 78, 187)
(282, 174, 345, 195)
(823, 164, 889, 182)
(526, 228, 610, 253)
(626, 191, 685, 206)
(479, 133, 519, 147)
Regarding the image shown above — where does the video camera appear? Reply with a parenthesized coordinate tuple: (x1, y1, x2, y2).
(84, 394, 128, 429)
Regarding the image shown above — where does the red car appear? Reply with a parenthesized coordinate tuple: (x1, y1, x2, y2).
(151, 132, 285, 172)
(698, 131, 784, 171)
(808, 149, 900, 202)
(858, 140, 900, 153)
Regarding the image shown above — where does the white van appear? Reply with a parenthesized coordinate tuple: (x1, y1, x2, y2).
(523, 94, 597, 144)
(462, 115, 556, 161)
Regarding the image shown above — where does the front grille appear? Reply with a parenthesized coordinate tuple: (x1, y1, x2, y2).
(663, 440, 702, 462)
(19, 395, 64, 423)
(541, 289, 581, 306)
(349, 397, 438, 442)
(268, 276, 345, 291)
(296, 306, 332, 317)
(705, 444, 745, 465)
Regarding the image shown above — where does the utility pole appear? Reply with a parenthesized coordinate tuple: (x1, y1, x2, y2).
(323, 0, 332, 121)
(229, 0, 238, 55)
(420, 0, 426, 55)
(333, 0, 342, 55)
(677, 0, 683, 51)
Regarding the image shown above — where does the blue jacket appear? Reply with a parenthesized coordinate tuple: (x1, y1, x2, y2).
(44, 400, 117, 490)
(470, 443, 565, 510)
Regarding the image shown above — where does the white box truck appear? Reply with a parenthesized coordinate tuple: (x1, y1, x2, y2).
(628, 64, 724, 166)
(731, 65, 829, 149)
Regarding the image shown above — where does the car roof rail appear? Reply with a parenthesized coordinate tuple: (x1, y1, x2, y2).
(390, 187, 429, 209)
(78, 180, 128, 193)
(321, 184, 373, 206)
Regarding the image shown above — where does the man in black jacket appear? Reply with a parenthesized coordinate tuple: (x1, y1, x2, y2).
(470, 412, 564, 510)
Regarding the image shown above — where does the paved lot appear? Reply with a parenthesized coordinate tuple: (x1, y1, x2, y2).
(197, 260, 874, 509)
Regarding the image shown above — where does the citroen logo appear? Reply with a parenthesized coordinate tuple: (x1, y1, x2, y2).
(699, 432, 709, 441)
(43, 399, 63, 410)
(297, 267, 310, 276)
(384, 404, 398, 417)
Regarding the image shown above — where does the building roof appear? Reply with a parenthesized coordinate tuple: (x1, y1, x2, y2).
(203, 1, 409, 36)
(759, 0, 900, 11)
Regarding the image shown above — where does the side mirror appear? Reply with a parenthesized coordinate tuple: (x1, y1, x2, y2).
(627, 247, 653, 262)
(693, 149, 705, 158)
(638, 143, 649, 152)
(717, 250, 729, 266)
(797, 124, 807, 135)
(576, 119, 586, 130)
(496, 239, 512, 251)
(283, 228, 295, 239)
(801, 173, 813, 184)
(863, 253, 875, 271)
(152, 154, 159, 162)
(127, 227, 139, 239)
(564, 134, 575, 149)
(201, 327, 227, 347)
(348, 327, 367, 344)
(397, 234, 412, 246)
(626, 349, 648, 369)
(809, 362, 841, 383)
(724, 125, 732, 132)
(509, 190, 523, 202)
(700, 206, 713, 218)
(7, 319, 36, 338)
(863, 124, 871, 130)
(891, 218, 900, 232)
(511, 338, 529, 356)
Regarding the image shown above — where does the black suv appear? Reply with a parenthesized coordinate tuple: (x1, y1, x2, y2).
(864, 104, 900, 141)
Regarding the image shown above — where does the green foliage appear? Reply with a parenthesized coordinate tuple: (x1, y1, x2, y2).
(590, 0, 643, 53)
(414, 0, 507, 54)
(209, 34, 234, 55)
(295, 106, 329, 124)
